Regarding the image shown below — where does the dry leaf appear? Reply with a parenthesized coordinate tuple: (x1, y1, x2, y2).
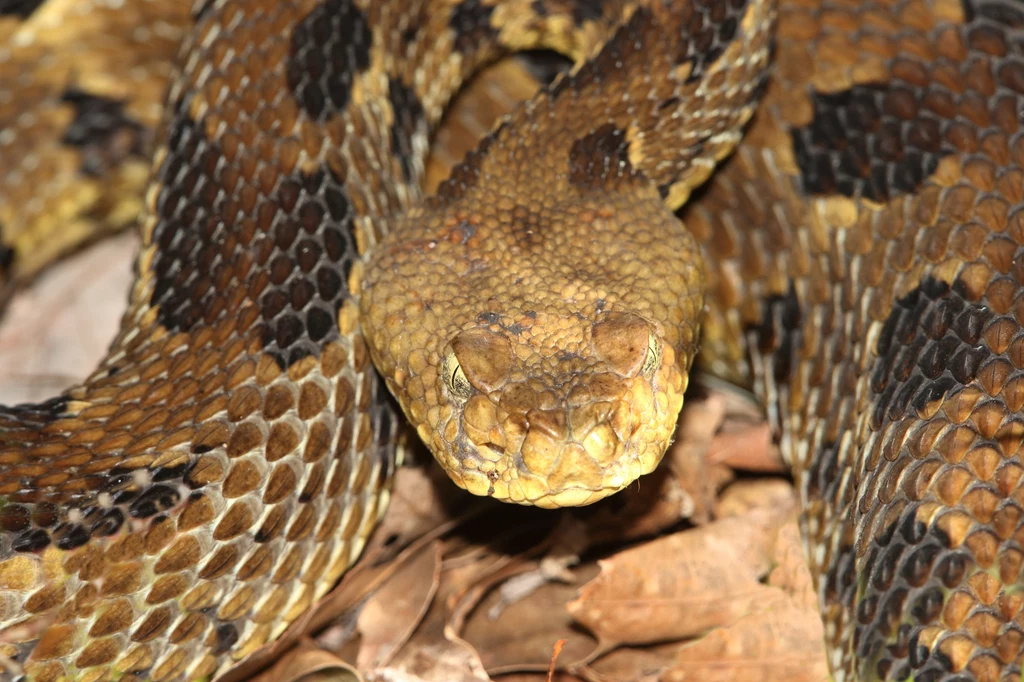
(707, 423, 785, 472)
(370, 556, 497, 682)
(661, 594, 828, 682)
(458, 562, 599, 674)
(577, 465, 693, 546)
(715, 478, 797, 519)
(577, 643, 679, 682)
(666, 394, 732, 525)
(357, 542, 443, 669)
(0, 232, 136, 403)
(567, 511, 786, 648)
(661, 515, 825, 682)
(766, 519, 818, 611)
(248, 639, 361, 682)
(361, 459, 475, 559)
(367, 642, 492, 682)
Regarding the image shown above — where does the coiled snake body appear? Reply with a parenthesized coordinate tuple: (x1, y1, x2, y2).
(0, 0, 1021, 680)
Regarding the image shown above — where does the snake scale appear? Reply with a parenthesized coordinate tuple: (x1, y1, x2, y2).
(0, 0, 1022, 679)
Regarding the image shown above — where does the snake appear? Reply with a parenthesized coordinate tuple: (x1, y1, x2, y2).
(0, 0, 1021, 679)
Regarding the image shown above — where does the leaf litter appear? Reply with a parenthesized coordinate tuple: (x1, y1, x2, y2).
(0, 56, 829, 682)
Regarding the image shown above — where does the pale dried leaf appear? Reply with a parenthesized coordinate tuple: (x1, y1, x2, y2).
(766, 519, 818, 611)
(0, 232, 136, 403)
(369, 641, 492, 682)
(661, 516, 825, 682)
(707, 423, 785, 472)
(361, 460, 472, 559)
(666, 395, 732, 525)
(458, 562, 599, 674)
(357, 542, 443, 670)
(581, 465, 693, 544)
(370, 533, 518, 682)
(567, 511, 785, 647)
(715, 478, 797, 519)
(577, 643, 679, 682)
(248, 639, 361, 682)
(661, 595, 828, 682)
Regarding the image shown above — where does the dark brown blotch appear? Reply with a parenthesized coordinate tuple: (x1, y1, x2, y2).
(676, 0, 748, 81)
(435, 128, 499, 202)
(0, 505, 30, 533)
(853, 509, 955, 678)
(257, 167, 355, 369)
(749, 280, 802, 386)
(870, 277, 995, 429)
(791, 83, 951, 202)
(1, 0, 46, 19)
(570, 0, 607, 24)
(286, 0, 373, 122)
(60, 88, 147, 177)
(568, 124, 635, 188)
(804, 440, 842, 508)
(0, 221, 16, 278)
(212, 622, 239, 654)
(12, 529, 51, 553)
(31, 502, 59, 528)
(129, 485, 181, 519)
(387, 78, 426, 183)
(448, 0, 498, 54)
(551, 7, 649, 99)
(2, 396, 70, 427)
(53, 523, 90, 551)
(910, 586, 944, 625)
(963, 0, 1024, 28)
(86, 508, 125, 538)
(148, 98, 229, 334)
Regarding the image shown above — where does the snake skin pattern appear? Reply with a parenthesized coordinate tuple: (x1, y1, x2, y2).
(2, 0, 1024, 681)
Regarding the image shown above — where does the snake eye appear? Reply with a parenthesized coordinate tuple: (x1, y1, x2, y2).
(442, 352, 473, 400)
(640, 331, 661, 378)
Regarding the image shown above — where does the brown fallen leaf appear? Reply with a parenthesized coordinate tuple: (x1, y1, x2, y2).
(576, 642, 680, 682)
(765, 519, 818, 611)
(457, 560, 600, 675)
(368, 545, 501, 682)
(566, 510, 787, 649)
(661, 515, 825, 682)
(707, 422, 785, 472)
(665, 394, 733, 525)
(356, 542, 443, 670)
(360, 453, 479, 560)
(715, 478, 797, 519)
(661, 595, 828, 682)
(575, 464, 693, 547)
(248, 639, 361, 682)
(0, 232, 136, 404)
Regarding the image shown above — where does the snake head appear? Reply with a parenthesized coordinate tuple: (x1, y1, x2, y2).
(360, 186, 704, 509)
